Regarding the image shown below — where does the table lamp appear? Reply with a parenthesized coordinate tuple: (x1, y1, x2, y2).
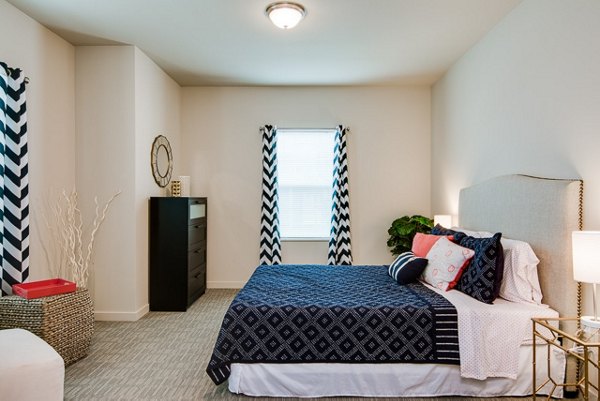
(572, 231, 600, 328)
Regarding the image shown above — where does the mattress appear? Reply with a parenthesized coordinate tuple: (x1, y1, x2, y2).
(228, 344, 565, 398)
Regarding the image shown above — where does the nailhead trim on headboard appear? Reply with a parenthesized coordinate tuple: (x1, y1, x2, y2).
(576, 180, 584, 385)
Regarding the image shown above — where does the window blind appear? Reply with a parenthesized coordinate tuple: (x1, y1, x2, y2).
(277, 129, 335, 239)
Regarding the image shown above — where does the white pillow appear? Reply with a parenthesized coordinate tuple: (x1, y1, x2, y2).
(421, 237, 474, 291)
(451, 227, 543, 304)
(497, 238, 542, 304)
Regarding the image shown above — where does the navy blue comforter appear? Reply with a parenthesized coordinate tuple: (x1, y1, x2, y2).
(207, 264, 459, 385)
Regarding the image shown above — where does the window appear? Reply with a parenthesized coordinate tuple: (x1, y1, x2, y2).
(277, 129, 335, 239)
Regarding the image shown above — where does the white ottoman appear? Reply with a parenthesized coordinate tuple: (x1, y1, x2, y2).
(0, 328, 64, 401)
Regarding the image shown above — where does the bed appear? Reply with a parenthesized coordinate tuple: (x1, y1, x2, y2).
(207, 174, 583, 398)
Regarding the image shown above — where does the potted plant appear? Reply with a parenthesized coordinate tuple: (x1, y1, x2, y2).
(387, 215, 433, 256)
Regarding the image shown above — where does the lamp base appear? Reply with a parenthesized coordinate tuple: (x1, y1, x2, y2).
(581, 316, 600, 329)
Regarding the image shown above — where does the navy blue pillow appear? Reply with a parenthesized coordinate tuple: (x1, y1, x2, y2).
(388, 252, 428, 285)
(454, 232, 504, 304)
(430, 224, 457, 236)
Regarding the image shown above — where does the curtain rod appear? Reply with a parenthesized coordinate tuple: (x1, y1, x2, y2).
(261, 127, 350, 133)
(278, 128, 337, 132)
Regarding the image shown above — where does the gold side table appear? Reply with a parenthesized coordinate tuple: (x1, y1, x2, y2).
(532, 317, 600, 400)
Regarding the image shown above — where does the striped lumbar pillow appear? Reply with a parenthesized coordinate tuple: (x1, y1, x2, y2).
(388, 251, 428, 285)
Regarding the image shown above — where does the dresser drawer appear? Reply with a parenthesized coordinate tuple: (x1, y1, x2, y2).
(189, 198, 207, 226)
(189, 261, 205, 279)
(188, 272, 205, 307)
(188, 223, 206, 245)
(188, 241, 206, 268)
(188, 268, 206, 297)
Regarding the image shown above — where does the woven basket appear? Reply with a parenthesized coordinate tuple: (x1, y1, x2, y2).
(0, 288, 94, 366)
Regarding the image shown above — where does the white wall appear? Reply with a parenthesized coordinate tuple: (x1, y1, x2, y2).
(181, 86, 431, 288)
(431, 0, 600, 314)
(76, 45, 181, 320)
(75, 46, 137, 319)
(432, 0, 600, 223)
(133, 47, 181, 315)
(0, 0, 76, 281)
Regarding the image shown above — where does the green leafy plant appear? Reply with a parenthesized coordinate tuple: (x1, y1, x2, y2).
(387, 215, 434, 256)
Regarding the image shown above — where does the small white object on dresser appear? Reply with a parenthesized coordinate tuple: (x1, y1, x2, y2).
(179, 175, 191, 197)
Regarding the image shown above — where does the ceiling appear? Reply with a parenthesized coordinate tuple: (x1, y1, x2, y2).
(7, 0, 522, 87)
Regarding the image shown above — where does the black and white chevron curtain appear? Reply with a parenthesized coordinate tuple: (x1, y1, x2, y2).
(327, 125, 352, 265)
(259, 125, 281, 265)
(0, 62, 29, 296)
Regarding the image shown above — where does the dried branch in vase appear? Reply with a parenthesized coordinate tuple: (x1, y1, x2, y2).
(39, 189, 121, 288)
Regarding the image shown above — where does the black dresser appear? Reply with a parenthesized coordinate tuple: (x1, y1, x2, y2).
(149, 197, 207, 311)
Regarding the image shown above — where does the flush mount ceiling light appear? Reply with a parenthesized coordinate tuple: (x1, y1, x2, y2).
(266, 2, 306, 30)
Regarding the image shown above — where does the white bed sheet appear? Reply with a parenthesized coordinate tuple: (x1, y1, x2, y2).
(229, 344, 565, 398)
(427, 284, 559, 380)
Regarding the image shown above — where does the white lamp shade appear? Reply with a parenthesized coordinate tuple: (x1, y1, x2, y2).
(572, 231, 600, 283)
(266, 2, 305, 29)
(434, 214, 452, 228)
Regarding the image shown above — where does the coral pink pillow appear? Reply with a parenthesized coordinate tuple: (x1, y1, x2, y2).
(421, 237, 475, 291)
(412, 233, 453, 258)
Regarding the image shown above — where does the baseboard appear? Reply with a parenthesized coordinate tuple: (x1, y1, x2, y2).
(208, 280, 245, 289)
(94, 303, 149, 321)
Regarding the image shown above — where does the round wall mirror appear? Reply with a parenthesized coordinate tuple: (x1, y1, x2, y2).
(151, 135, 173, 187)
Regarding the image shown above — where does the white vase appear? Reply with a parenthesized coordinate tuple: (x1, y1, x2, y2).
(179, 176, 191, 197)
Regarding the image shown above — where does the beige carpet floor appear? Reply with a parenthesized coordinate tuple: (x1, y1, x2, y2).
(65, 289, 563, 400)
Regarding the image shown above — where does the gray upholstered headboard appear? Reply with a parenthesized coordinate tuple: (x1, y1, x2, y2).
(459, 174, 583, 324)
